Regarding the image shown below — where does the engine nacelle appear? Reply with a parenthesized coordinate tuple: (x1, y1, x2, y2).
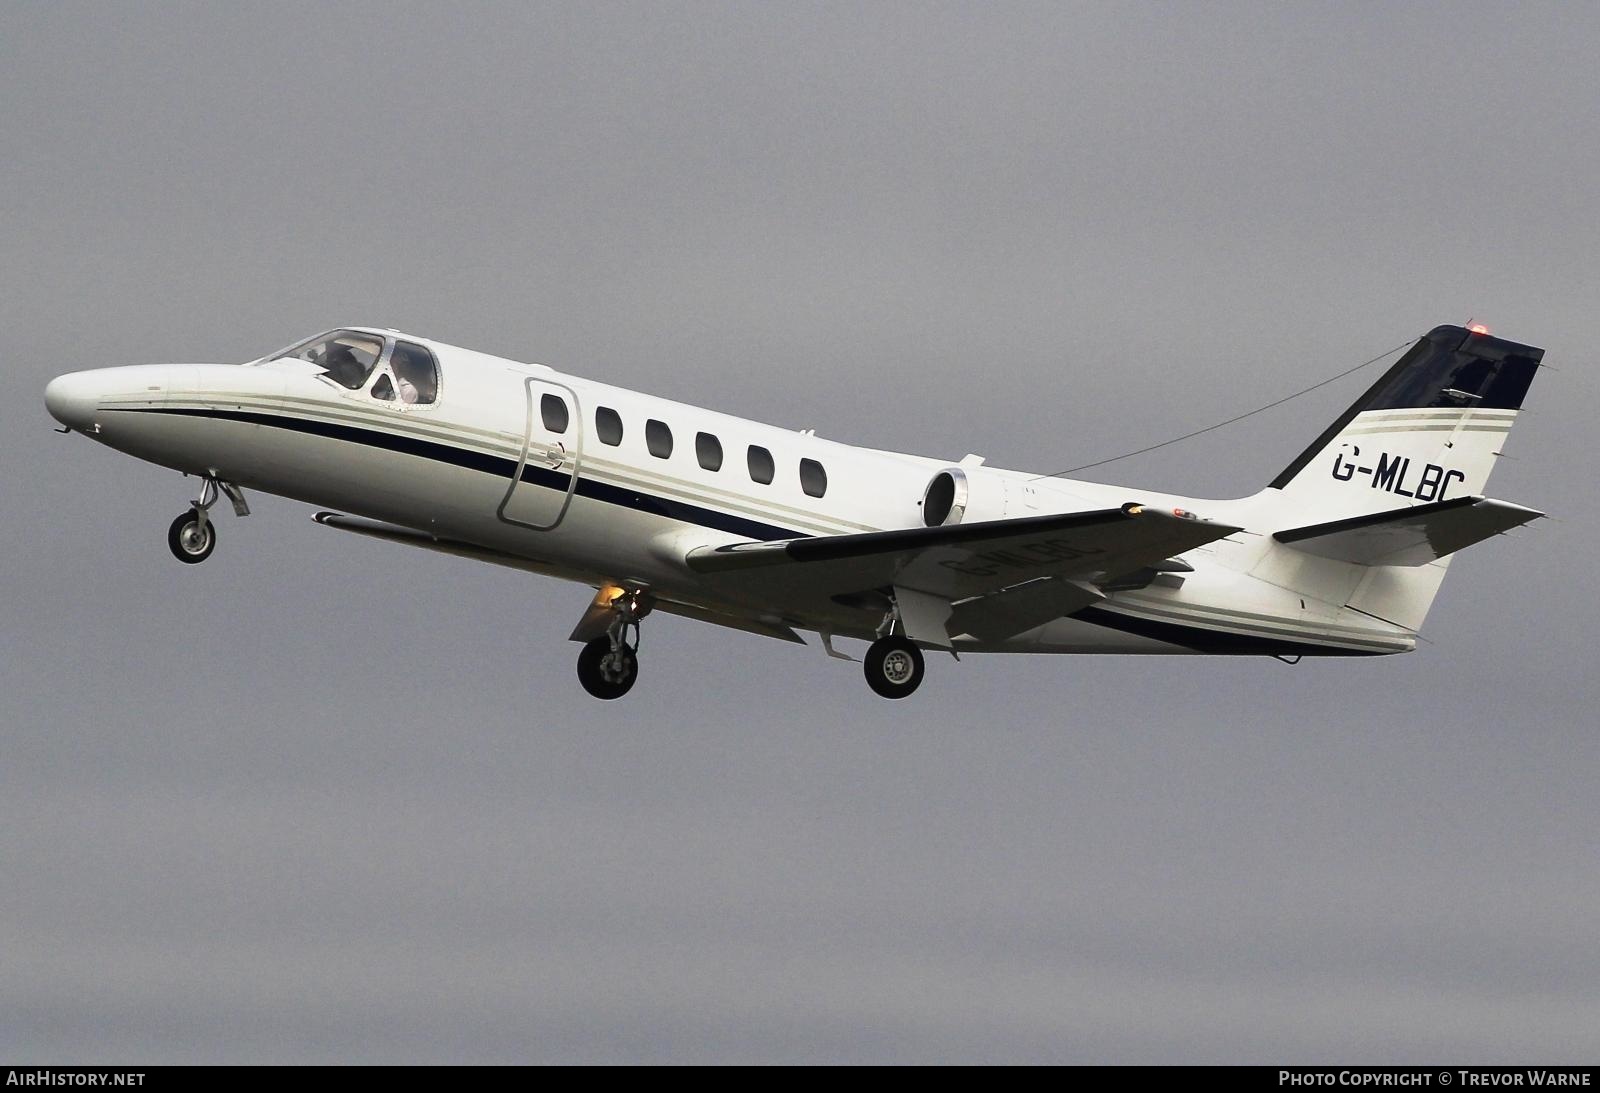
(921, 468, 968, 526)
(920, 466, 1007, 526)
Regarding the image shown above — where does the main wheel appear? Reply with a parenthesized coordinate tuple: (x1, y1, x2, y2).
(577, 638, 638, 700)
(864, 636, 925, 699)
(167, 511, 216, 564)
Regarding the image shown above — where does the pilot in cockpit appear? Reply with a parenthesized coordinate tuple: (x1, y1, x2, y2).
(390, 342, 438, 405)
(322, 344, 368, 389)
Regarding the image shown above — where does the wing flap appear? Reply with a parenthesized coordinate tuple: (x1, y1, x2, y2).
(946, 577, 1106, 642)
(1273, 495, 1543, 566)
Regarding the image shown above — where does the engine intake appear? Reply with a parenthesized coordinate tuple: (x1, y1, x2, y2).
(922, 468, 970, 527)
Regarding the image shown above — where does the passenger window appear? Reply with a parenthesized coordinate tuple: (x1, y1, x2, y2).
(747, 445, 775, 485)
(596, 406, 623, 446)
(371, 374, 396, 401)
(800, 458, 828, 498)
(390, 341, 439, 405)
(541, 393, 569, 433)
(696, 432, 723, 471)
(646, 419, 673, 458)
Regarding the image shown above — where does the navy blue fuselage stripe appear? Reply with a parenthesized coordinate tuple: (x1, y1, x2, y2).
(108, 406, 799, 541)
(1070, 605, 1382, 656)
(110, 406, 1377, 656)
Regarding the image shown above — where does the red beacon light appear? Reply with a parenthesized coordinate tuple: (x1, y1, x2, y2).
(1468, 323, 1491, 335)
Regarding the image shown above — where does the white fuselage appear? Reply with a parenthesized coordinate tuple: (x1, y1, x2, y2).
(44, 328, 1419, 658)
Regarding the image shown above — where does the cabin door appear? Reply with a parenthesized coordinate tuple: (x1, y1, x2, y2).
(498, 376, 583, 531)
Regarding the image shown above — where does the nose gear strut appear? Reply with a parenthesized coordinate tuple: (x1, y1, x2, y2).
(166, 474, 249, 564)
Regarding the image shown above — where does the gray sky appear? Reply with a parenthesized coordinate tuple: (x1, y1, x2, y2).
(4, 1, 1598, 1063)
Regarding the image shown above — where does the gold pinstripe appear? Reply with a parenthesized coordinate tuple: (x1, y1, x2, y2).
(1343, 422, 1511, 435)
(138, 390, 879, 537)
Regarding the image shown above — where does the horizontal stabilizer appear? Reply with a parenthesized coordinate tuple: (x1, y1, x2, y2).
(1273, 496, 1542, 566)
(686, 506, 1240, 602)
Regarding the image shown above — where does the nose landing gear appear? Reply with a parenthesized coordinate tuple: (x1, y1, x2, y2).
(167, 510, 216, 564)
(576, 588, 653, 700)
(167, 475, 249, 564)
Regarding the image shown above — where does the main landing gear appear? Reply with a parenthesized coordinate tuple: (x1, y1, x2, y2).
(167, 475, 248, 564)
(576, 589, 653, 700)
(858, 597, 927, 699)
(863, 635, 925, 699)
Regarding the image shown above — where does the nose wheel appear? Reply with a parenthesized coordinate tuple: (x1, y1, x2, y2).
(168, 511, 217, 563)
(864, 636, 925, 699)
(166, 475, 249, 564)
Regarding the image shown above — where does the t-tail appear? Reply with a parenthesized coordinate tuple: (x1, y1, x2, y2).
(1261, 324, 1545, 635)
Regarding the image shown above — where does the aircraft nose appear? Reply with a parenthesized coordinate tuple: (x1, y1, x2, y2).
(45, 370, 105, 431)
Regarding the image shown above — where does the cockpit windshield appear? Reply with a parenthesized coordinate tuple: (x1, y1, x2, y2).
(257, 329, 442, 406)
(277, 330, 386, 389)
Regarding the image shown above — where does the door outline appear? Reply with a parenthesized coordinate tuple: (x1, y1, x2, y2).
(497, 375, 583, 531)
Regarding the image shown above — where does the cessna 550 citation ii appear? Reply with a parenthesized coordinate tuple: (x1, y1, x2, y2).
(45, 324, 1543, 700)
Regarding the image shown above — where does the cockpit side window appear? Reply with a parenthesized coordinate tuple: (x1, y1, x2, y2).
(390, 341, 439, 405)
(286, 331, 385, 390)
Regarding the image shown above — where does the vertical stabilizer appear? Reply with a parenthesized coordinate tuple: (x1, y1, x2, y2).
(1269, 325, 1540, 518)
(1264, 325, 1542, 632)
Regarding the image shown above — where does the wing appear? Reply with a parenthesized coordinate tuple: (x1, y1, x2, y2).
(687, 506, 1238, 596)
(314, 512, 809, 645)
(686, 505, 1241, 645)
(1274, 495, 1542, 566)
(314, 506, 1240, 649)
